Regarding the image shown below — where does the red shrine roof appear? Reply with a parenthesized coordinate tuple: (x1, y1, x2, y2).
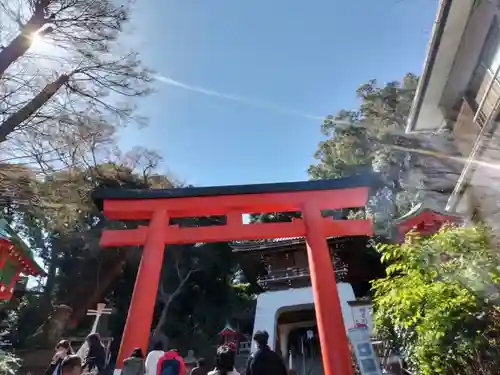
(218, 323, 238, 336)
(0, 219, 44, 276)
(394, 202, 462, 235)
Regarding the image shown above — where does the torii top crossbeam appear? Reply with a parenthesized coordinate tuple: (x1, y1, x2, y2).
(92, 177, 376, 375)
(92, 178, 374, 246)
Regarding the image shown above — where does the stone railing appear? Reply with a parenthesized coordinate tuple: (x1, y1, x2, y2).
(257, 267, 347, 287)
(238, 341, 251, 353)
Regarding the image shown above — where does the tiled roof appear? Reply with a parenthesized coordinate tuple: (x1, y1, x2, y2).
(393, 202, 462, 223)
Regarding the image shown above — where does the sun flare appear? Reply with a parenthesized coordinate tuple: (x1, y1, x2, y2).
(30, 33, 49, 52)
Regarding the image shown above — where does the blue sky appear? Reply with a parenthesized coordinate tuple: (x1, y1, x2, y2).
(119, 0, 439, 187)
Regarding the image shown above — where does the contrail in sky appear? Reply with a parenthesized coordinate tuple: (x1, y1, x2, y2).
(154, 75, 324, 121)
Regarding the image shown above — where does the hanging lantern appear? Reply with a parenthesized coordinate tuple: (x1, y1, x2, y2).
(0, 219, 44, 301)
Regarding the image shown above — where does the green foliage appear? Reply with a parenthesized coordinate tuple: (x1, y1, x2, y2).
(251, 74, 427, 230)
(372, 226, 500, 375)
(0, 350, 21, 375)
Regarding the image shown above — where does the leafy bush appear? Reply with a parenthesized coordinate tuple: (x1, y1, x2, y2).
(0, 350, 22, 375)
(372, 225, 500, 375)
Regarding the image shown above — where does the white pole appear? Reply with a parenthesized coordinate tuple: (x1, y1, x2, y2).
(301, 337, 306, 375)
(90, 313, 101, 334)
(76, 304, 112, 359)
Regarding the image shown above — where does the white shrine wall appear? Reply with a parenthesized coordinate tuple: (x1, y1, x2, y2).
(251, 283, 356, 353)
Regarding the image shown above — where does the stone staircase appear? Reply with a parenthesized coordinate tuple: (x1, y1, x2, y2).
(235, 352, 323, 375)
(290, 355, 323, 375)
(235, 338, 326, 375)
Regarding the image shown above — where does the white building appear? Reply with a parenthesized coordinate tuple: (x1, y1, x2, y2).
(407, 0, 500, 230)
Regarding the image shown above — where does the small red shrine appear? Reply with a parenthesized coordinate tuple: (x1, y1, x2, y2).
(394, 202, 462, 241)
(0, 219, 44, 301)
(218, 323, 241, 352)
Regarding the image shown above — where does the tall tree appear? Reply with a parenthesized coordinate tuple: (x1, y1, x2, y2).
(0, 0, 152, 144)
(0, 1, 159, 353)
(0, 103, 167, 348)
(0, 0, 128, 76)
(308, 74, 459, 232)
(8, 160, 175, 349)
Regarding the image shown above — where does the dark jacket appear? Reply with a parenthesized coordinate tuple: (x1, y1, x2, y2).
(84, 344, 107, 373)
(245, 346, 287, 375)
(45, 357, 63, 375)
(122, 357, 146, 375)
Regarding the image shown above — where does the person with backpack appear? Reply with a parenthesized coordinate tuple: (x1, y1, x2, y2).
(245, 331, 287, 375)
(156, 349, 185, 375)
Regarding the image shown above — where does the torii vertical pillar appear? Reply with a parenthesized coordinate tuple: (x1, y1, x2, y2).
(116, 209, 167, 366)
(304, 203, 353, 375)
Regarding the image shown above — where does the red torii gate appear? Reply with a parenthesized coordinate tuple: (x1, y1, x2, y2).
(92, 178, 374, 375)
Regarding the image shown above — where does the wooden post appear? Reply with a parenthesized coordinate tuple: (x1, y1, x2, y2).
(303, 203, 353, 375)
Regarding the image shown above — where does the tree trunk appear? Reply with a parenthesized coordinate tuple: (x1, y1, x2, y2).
(69, 259, 127, 324)
(25, 304, 73, 349)
(0, 74, 70, 142)
(0, 1, 51, 77)
(41, 247, 58, 311)
(150, 270, 196, 340)
(151, 296, 173, 340)
(65, 249, 135, 328)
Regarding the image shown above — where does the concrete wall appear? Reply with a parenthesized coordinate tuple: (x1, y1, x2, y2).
(251, 284, 356, 353)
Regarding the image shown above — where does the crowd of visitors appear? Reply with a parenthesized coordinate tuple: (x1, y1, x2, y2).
(45, 330, 288, 375)
(45, 333, 107, 375)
